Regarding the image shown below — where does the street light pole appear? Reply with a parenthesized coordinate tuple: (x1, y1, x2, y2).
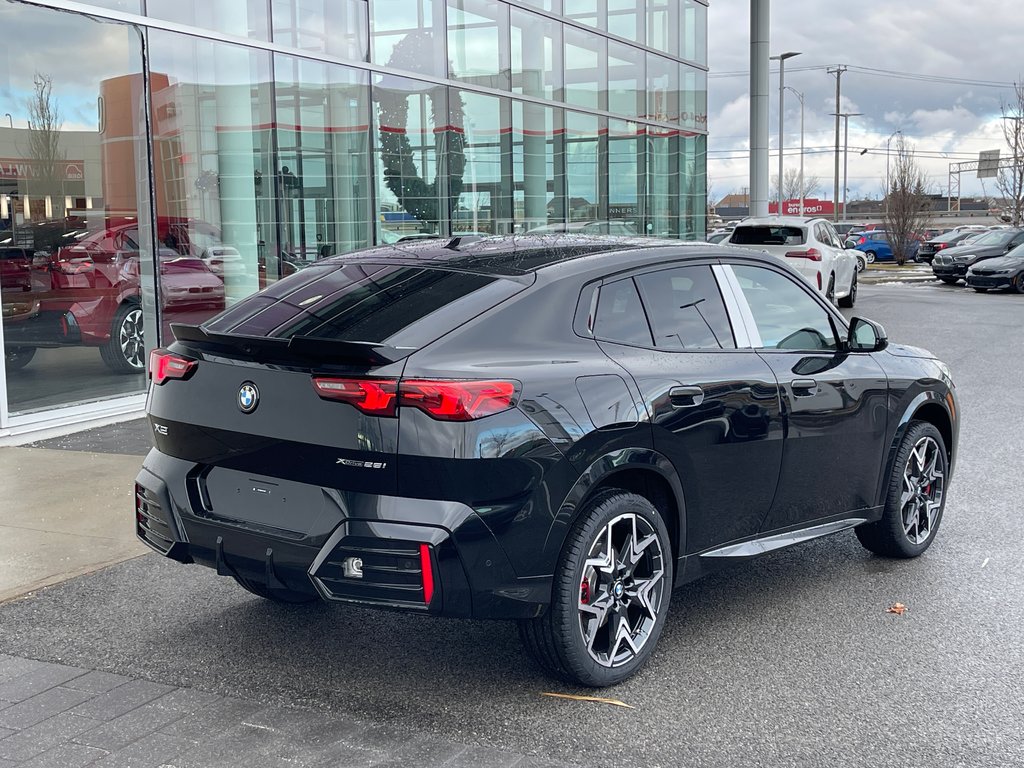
(770, 51, 800, 216)
(832, 111, 862, 219)
(884, 129, 902, 222)
(785, 86, 805, 215)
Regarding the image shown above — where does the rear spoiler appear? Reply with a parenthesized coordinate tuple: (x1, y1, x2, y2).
(170, 323, 410, 366)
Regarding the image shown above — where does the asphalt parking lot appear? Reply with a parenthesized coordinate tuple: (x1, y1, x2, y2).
(1, 281, 1022, 768)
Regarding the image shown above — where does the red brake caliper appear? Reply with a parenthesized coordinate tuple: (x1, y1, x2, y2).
(580, 577, 591, 605)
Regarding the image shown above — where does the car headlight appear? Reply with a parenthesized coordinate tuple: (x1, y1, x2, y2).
(990, 269, 1010, 275)
(953, 255, 972, 262)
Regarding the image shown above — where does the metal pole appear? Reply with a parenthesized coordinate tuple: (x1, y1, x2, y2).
(770, 51, 800, 216)
(786, 87, 805, 216)
(885, 129, 900, 222)
(827, 66, 847, 221)
(749, 1, 771, 218)
(838, 112, 861, 219)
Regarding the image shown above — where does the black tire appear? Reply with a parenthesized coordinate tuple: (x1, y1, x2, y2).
(1016, 274, 1024, 294)
(855, 421, 948, 559)
(232, 575, 318, 604)
(518, 489, 673, 687)
(100, 302, 145, 374)
(864, 250, 876, 264)
(972, 286, 989, 293)
(838, 270, 857, 308)
(4, 346, 36, 371)
(825, 274, 836, 305)
(939, 277, 959, 285)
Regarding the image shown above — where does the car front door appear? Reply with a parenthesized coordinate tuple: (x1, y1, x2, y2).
(724, 261, 890, 532)
(592, 261, 785, 554)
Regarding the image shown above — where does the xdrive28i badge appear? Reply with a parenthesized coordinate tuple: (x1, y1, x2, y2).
(237, 382, 260, 414)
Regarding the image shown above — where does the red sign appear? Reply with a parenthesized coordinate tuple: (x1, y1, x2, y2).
(768, 198, 840, 216)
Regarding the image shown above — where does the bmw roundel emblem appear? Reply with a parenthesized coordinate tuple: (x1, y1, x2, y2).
(237, 382, 259, 414)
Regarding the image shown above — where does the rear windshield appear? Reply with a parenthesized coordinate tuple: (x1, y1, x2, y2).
(204, 263, 524, 349)
(731, 225, 806, 246)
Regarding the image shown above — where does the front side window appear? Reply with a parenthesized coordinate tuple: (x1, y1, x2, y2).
(635, 265, 735, 350)
(732, 265, 838, 351)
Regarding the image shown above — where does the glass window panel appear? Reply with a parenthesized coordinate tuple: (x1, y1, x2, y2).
(647, 0, 680, 56)
(608, 0, 643, 44)
(447, 0, 510, 90)
(565, 111, 602, 224)
(608, 41, 643, 118)
(635, 266, 735, 349)
(608, 120, 642, 235)
(518, 0, 560, 13)
(373, 73, 447, 239)
(147, 0, 270, 40)
(0, 2, 151, 413)
(682, 1, 708, 65)
(271, 0, 369, 62)
(148, 30, 274, 329)
(273, 54, 371, 265)
(594, 278, 652, 347)
(512, 101, 563, 232)
(646, 127, 680, 238)
(371, 0, 447, 78)
(451, 90, 512, 235)
(510, 8, 561, 101)
(681, 66, 708, 132)
(732, 266, 838, 351)
(80, 0, 143, 11)
(647, 53, 679, 123)
(565, 0, 605, 29)
(564, 26, 606, 112)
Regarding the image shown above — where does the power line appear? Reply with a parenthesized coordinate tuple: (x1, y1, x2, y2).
(708, 63, 1017, 90)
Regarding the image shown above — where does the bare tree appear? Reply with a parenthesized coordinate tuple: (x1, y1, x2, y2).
(25, 73, 66, 217)
(995, 80, 1024, 226)
(883, 134, 929, 266)
(771, 168, 822, 203)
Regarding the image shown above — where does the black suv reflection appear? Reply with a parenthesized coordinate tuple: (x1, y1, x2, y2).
(137, 236, 959, 687)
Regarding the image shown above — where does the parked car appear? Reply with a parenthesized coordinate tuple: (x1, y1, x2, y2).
(965, 245, 1024, 293)
(832, 221, 866, 237)
(707, 231, 731, 244)
(916, 229, 981, 264)
(3, 224, 226, 373)
(528, 221, 639, 236)
(0, 247, 36, 294)
(726, 216, 858, 306)
(852, 232, 920, 263)
(932, 228, 1024, 284)
(138, 235, 958, 687)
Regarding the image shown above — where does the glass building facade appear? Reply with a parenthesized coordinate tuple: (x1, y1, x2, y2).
(0, 0, 707, 432)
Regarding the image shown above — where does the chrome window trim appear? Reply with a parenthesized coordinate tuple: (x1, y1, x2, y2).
(712, 264, 762, 349)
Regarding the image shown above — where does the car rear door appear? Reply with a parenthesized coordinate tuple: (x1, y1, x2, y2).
(591, 260, 784, 554)
(722, 261, 890, 531)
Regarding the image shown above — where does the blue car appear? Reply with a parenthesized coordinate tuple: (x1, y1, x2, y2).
(853, 232, 920, 263)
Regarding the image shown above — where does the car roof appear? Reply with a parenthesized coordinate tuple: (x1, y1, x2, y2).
(321, 235, 716, 278)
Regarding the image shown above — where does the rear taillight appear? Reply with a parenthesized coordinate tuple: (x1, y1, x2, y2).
(311, 378, 398, 416)
(784, 247, 822, 261)
(935, 243, 948, 251)
(858, 236, 866, 245)
(311, 377, 516, 421)
(400, 380, 516, 421)
(419, 543, 435, 604)
(149, 349, 196, 385)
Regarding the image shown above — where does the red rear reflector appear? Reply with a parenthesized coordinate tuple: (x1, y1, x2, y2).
(419, 543, 434, 604)
(784, 247, 822, 261)
(149, 349, 196, 385)
(399, 380, 516, 421)
(816, 272, 822, 289)
(311, 377, 398, 416)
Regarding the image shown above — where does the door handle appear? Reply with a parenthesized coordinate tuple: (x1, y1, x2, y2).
(791, 378, 817, 396)
(669, 385, 705, 407)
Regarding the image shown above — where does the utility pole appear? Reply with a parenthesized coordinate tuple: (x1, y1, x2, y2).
(827, 65, 847, 221)
(770, 51, 801, 216)
(786, 87, 805, 215)
(832, 111, 862, 219)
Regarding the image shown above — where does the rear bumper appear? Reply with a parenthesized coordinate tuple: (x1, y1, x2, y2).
(134, 450, 549, 619)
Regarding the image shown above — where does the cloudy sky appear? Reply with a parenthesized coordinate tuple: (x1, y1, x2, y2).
(706, 0, 1024, 204)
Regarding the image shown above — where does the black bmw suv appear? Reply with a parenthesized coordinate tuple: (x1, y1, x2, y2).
(136, 237, 958, 687)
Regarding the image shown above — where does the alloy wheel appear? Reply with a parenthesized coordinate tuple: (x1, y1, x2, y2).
(900, 436, 944, 545)
(119, 307, 145, 370)
(578, 512, 666, 668)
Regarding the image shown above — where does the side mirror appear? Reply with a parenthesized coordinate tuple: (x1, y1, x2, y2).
(847, 317, 888, 352)
(844, 241, 856, 249)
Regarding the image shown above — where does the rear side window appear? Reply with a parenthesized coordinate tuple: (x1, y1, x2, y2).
(635, 265, 735, 350)
(204, 263, 524, 348)
(593, 278, 653, 346)
(731, 225, 805, 246)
